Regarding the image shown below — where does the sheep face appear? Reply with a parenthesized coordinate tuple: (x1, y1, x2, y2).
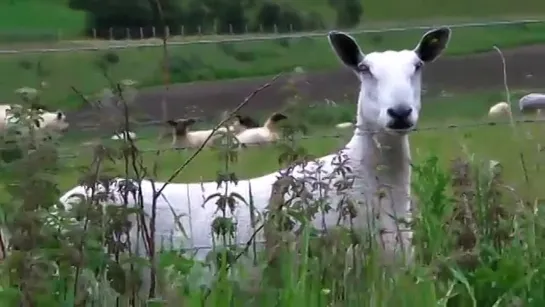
(328, 27, 451, 135)
(268, 113, 288, 123)
(166, 118, 197, 136)
(263, 112, 288, 131)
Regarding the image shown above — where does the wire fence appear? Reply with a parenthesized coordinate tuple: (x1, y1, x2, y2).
(1, 19, 543, 54)
(54, 117, 545, 160)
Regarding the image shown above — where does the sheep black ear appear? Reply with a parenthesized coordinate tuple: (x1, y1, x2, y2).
(56, 111, 63, 120)
(328, 31, 365, 70)
(166, 120, 177, 126)
(245, 116, 260, 128)
(270, 113, 288, 122)
(414, 27, 451, 63)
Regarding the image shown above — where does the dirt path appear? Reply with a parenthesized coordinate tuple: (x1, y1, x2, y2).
(68, 45, 545, 127)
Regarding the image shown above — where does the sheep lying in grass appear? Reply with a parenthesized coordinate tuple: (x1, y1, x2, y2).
(59, 27, 451, 295)
(234, 112, 288, 146)
(0, 104, 69, 135)
(488, 101, 511, 118)
(167, 118, 227, 148)
(228, 114, 260, 134)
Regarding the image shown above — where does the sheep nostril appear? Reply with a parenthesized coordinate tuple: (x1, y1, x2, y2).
(387, 106, 413, 119)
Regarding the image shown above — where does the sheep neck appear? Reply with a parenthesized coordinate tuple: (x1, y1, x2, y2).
(342, 112, 412, 233)
(340, 122, 413, 259)
(263, 120, 277, 132)
(347, 128, 411, 187)
(347, 90, 412, 199)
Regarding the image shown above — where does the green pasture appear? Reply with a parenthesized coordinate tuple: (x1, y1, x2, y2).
(0, 0, 85, 38)
(43, 90, 545, 202)
(2, 23, 545, 111)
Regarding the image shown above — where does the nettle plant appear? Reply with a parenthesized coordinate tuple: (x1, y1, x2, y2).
(42, 79, 167, 305)
(0, 75, 153, 305)
(0, 89, 85, 306)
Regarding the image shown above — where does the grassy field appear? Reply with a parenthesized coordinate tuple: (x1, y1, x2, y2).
(2, 23, 545, 111)
(43, 90, 545, 200)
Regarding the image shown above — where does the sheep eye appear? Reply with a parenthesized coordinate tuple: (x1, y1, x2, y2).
(414, 61, 424, 72)
(357, 63, 371, 74)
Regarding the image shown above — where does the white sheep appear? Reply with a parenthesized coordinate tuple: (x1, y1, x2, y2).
(519, 93, 545, 116)
(36, 110, 70, 133)
(167, 118, 227, 148)
(59, 27, 451, 297)
(234, 112, 288, 146)
(228, 114, 260, 134)
(0, 104, 69, 135)
(488, 101, 511, 118)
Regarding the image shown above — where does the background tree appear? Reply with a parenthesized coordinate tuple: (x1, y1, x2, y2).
(328, 0, 363, 28)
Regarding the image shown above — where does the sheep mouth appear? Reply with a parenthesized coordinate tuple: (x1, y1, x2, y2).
(386, 127, 415, 135)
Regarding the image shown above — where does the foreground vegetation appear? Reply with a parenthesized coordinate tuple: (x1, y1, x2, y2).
(3, 22, 545, 111)
(1, 78, 545, 306)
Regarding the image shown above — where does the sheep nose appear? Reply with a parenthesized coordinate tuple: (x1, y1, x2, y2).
(387, 105, 412, 120)
(386, 105, 414, 130)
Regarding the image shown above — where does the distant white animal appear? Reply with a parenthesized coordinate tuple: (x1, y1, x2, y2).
(0, 104, 69, 135)
(335, 122, 355, 129)
(59, 27, 452, 297)
(167, 118, 227, 148)
(111, 131, 137, 141)
(488, 101, 511, 118)
(519, 93, 545, 116)
(234, 112, 288, 146)
(228, 114, 260, 134)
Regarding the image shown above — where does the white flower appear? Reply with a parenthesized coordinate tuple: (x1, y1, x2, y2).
(14, 87, 38, 99)
(120, 79, 138, 87)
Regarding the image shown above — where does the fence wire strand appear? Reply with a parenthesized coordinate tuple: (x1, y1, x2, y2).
(54, 117, 545, 160)
(0, 19, 543, 54)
